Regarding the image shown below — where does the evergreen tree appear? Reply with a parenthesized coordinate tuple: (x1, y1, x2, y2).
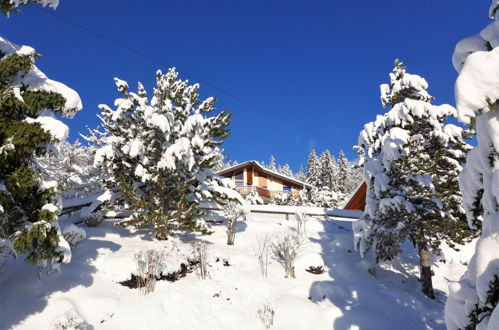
(306, 149, 321, 187)
(295, 165, 307, 183)
(0, 36, 82, 270)
(445, 3, 499, 328)
(1, 0, 59, 16)
(278, 163, 293, 178)
(268, 155, 277, 171)
(354, 60, 475, 299)
(319, 149, 336, 191)
(95, 68, 238, 239)
(337, 150, 350, 194)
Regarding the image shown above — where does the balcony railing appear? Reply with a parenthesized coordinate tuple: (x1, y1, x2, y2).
(234, 186, 300, 199)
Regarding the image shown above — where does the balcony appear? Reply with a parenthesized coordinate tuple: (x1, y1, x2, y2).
(234, 185, 300, 199)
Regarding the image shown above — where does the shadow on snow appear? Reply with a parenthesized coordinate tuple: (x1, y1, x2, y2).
(308, 219, 446, 330)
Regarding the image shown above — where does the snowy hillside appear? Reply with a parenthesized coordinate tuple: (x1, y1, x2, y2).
(0, 211, 474, 330)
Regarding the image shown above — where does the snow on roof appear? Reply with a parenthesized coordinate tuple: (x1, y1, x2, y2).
(216, 160, 313, 189)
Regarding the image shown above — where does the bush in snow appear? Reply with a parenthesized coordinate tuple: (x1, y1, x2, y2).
(82, 211, 104, 228)
(134, 249, 166, 295)
(272, 231, 303, 278)
(294, 210, 309, 237)
(223, 201, 246, 245)
(192, 241, 209, 280)
(49, 309, 88, 330)
(245, 190, 263, 205)
(1, 0, 59, 17)
(95, 68, 240, 240)
(61, 224, 86, 249)
(445, 3, 499, 328)
(0, 36, 82, 269)
(38, 140, 103, 200)
(354, 60, 476, 299)
(256, 234, 272, 278)
(257, 303, 275, 329)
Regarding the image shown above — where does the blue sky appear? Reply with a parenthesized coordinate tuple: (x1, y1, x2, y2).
(0, 1, 492, 170)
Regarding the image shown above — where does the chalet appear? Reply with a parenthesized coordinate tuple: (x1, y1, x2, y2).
(216, 161, 312, 203)
(343, 182, 367, 211)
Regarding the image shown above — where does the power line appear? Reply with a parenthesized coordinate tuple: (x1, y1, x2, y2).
(36, 6, 351, 151)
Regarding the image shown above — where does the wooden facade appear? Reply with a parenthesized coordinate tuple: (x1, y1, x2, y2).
(343, 182, 367, 211)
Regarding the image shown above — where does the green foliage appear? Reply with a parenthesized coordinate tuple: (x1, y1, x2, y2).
(0, 40, 71, 267)
(466, 275, 499, 329)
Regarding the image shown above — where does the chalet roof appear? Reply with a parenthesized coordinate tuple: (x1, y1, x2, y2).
(216, 160, 313, 189)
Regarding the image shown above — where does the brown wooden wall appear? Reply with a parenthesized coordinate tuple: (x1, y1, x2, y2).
(344, 182, 367, 211)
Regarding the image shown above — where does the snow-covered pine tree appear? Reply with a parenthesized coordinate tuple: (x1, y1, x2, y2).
(306, 149, 321, 187)
(0, 0, 59, 16)
(354, 60, 475, 299)
(445, 2, 499, 328)
(319, 149, 336, 191)
(0, 36, 82, 269)
(337, 150, 350, 194)
(278, 163, 293, 178)
(95, 68, 240, 239)
(268, 155, 277, 171)
(295, 165, 307, 183)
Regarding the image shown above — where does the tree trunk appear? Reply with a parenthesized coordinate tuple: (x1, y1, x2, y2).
(417, 237, 435, 299)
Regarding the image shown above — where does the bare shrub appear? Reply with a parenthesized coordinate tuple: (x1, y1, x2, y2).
(272, 231, 303, 278)
(294, 209, 309, 236)
(257, 303, 275, 329)
(49, 309, 88, 330)
(256, 234, 271, 278)
(134, 249, 166, 294)
(192, 242, 209, 279)
(62, 224, 86, 249)
(223, 202, 245, 245)
(83, 211, 104, 227)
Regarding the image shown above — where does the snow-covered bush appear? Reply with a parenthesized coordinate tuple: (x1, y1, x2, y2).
(445, 3, 499, 328)
(223, 201, 246, 245)
(257, 303, 275, 329)
(272, 231, 303, 278)
(354, 60, 475, 299)
(134, 249, 166, 295)
(49, 309, 88, 330)
(0, 36, 82, 270)
(61, 224, 86, 249)
(38, 140, 103, 200)
(245, 190, 263, 205)
(256, 234, 272, 278)
(294, 210, 309, 237)
(82, 211, 104, 228)
(95, 68, 241, 239)
(192, 242, 209, 280)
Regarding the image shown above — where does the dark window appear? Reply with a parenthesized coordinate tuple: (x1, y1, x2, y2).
(283, 187, 291, 191)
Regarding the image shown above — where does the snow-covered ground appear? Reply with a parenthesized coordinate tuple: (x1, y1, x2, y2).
(0, 213, 474, 330)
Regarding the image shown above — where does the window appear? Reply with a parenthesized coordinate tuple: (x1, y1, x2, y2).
(283, 187, 291, 192)
(235, 171, 244, 180)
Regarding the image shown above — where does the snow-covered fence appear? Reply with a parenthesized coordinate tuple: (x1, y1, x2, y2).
(201, 202, 362, 220)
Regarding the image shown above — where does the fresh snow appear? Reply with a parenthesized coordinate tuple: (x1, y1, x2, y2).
(445, 2, 499, 329)
(0, 37, 82, 117)
(0, 213, 475, 329)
